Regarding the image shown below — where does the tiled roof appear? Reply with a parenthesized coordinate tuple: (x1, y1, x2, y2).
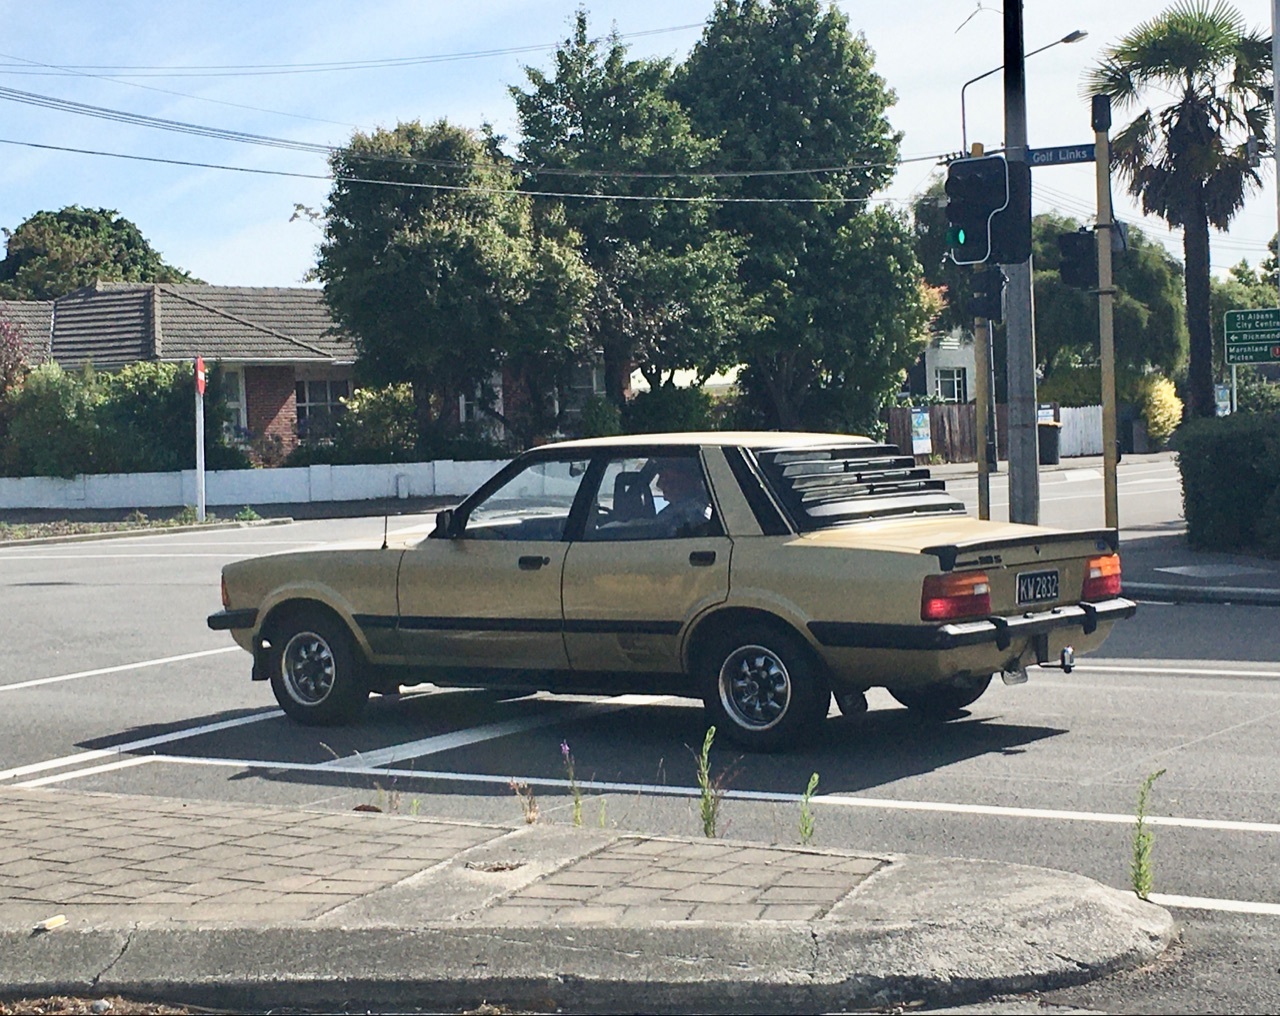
(0, 300, 54, 361)
(30, 282, 356, 369)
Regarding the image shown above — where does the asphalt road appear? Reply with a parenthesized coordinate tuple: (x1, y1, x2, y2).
(2, 459, 1279, 1014)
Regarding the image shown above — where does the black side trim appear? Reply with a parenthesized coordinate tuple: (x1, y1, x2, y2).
(393, 615, 682, 636)
(352, 614, 398, 630)
(564, 619, 682, 636)
(808, 597, 1137, 651)
(207, 608, 257, 631)
(399, 616, 563, 633)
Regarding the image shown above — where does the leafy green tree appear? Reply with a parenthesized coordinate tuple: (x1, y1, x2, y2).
(1032, 213, 1186, 379)
(0, 206, 199, 300)
(511, 13, 745, 408)
(315, 120, 592, 451)
(674, 0, 927, 431)
(1086, 1, 1271, 418)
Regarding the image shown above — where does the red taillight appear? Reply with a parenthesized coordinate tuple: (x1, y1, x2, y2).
(921, 572, 991, 621)
(221, 574, 230, 609)
(1082, 553, 1122, 600)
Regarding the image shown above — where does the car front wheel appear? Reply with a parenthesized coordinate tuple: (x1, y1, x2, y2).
(699, 625, 829, 752)
(888, 673, 992, 718)
(267, 608, 369, 725)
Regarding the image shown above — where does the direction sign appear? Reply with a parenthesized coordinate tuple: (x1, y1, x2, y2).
(1225, 307, 1280, 365)
(1028, 144, 1096, 167)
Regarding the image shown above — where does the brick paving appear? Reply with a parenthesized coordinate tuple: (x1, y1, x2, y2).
(0, 788, 500, 921)
(481, 838, 882, 926)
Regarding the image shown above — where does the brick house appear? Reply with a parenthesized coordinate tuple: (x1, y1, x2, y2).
(0, 281, 355, 456)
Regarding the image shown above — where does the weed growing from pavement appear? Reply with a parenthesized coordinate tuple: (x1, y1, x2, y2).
(510, 780, 539, 824)
(598, 797, 608, 829)
(798, 772, 820, 845)
(561, 740, 583, 827)
(1131, 768, 1166, 899)
(234, 505, 261, 521)
(694, 727, 729, 838)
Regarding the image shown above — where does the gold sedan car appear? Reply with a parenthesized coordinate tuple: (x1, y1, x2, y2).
(209, 432, 1135, 751)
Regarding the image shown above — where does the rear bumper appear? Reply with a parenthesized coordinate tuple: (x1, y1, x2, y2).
(808, 597, 1137, 651)
(207, 608, 258, 631)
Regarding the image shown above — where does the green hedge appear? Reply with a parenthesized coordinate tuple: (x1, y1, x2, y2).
(1, 361, 249, 477)
(1175, 414, 1280, 555)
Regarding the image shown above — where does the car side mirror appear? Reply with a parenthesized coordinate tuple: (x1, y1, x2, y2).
(432, 508, 458, 539)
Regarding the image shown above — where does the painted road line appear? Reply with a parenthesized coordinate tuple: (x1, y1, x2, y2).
(89, 752, 1280, 837)
(0, 647, 241, 693)
(15, 756, 157, 788)
(0, 552, 255, 560)
(1148, 893, 1280, 916)
(0, 709, 279, 782)
(1073, 663, 1280, 679)
(319, 694, 672, 768)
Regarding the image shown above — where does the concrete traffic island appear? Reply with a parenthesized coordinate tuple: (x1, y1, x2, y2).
(0, 788, 1174, 1014)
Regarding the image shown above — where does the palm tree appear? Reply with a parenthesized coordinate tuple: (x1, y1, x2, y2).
(1086, 0, 1271, 418)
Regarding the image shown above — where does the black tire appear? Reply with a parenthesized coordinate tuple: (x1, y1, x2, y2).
(698, 623, 830, 752)
(889, 674, 992, 718)
(266, 607, 370, 725)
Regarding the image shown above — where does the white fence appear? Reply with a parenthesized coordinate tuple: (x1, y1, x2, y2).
(1058, 404, 1103, 458)
(0, 459, 510, 511)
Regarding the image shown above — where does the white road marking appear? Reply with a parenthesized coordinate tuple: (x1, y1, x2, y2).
(0, 710, 279, 782)
(319, 695, 671, 769)
(0, 553, 252, 560)
(1073, 663, 1280, 679)
(53, 751, 1280, 837)
(0, 647, 241, 693)
(1148, 893, 1280, 916)
(16, 756, 157, 788)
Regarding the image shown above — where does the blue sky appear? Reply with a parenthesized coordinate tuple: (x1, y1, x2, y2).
(0, 1, 1274, 287)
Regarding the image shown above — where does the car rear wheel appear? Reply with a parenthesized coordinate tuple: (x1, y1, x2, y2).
(889, 673, 992, 718)
(267, 608, 369, 725)
(699, 624, 829, 752)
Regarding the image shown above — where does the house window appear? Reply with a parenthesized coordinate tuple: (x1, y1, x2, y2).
(936, 367, 967, 404)
(296, 378, 350, 440)
(222, 369, 247, 434)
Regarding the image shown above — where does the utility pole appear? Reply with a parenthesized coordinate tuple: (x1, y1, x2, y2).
(1274, 0, 1279, 305)
(1002, 0, 1039, 524)
(1093, 96, 1119, 531)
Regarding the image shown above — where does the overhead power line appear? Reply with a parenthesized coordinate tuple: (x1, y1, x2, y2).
(0, 137, 910, 205)
(0, 83, 937, 181)
(0, 23, 706, 78)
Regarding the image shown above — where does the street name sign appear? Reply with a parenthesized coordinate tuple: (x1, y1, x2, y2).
(1028, 144, 1096, 167)
(1225, 307, 1280, 365)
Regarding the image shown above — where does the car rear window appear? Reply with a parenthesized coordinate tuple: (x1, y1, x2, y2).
(753, 443, 966, 530)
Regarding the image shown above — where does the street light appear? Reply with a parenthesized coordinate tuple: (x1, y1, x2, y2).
(961, 29, 1087, 151)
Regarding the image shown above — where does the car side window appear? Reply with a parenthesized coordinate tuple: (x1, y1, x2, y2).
(463, 458, 591, 541)
(582, 453, 721, 541)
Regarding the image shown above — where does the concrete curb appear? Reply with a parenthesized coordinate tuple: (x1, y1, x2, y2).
(0, 517, 294, 547)
(1124, 582, 1280, 607)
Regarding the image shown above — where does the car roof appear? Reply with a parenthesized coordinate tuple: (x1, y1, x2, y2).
(541, 431, 877, 452)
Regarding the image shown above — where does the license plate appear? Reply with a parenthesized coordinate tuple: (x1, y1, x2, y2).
(1017, 569, 1059, 605)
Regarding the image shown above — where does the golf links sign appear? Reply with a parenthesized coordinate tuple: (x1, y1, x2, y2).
(1225, 307, 1280, 365)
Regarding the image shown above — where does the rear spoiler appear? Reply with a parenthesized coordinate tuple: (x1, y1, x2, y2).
(922, 529, 1119, 572)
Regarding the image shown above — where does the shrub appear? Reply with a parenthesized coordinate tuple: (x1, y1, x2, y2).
(1175, 414, 1280, 552)
(1137, 375, 1182, 447)
(623, 385, 714, 434)
(1236, 368, 1280, 415)
(576, 394, 621, 438)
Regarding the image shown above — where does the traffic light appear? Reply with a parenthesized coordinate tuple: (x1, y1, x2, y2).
(968, 267, 1005, 321)
(1058, 229, 1097, 289)
(945, 155, 1009, 265)
(988, 161, 1032, 264)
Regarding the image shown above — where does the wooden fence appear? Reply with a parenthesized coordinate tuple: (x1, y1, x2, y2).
(886, 404, 1107, 462)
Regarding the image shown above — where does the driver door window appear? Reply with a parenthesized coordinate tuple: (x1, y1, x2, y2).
(464, 458, 590, 541)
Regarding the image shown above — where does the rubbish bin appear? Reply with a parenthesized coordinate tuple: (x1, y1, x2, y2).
(1037, 421, 1061, 465)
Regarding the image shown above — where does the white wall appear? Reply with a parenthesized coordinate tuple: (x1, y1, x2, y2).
(0, 460, 510, 511)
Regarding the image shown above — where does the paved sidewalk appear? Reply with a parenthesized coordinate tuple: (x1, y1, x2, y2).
(0, 787, 1173, 1014)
